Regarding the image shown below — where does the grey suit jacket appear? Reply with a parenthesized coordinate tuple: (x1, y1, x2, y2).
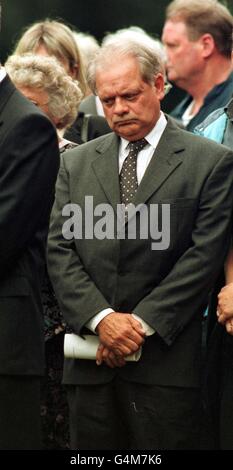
(48, 117, 233, 387)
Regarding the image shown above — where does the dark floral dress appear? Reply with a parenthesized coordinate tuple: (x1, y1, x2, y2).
(40, 141, 77, 450)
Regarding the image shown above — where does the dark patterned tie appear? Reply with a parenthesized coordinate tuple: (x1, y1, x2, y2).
(119, 138, 148, 206)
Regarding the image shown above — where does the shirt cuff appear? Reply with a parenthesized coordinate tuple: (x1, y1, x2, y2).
(85, 308, 114, 333)
(132, 313, 155, 336)
(86, 310, 155, 336)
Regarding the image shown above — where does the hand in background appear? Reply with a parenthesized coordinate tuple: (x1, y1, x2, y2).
(217, 282, 233, 325)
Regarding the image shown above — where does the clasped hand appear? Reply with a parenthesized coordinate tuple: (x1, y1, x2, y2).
(217, 282, 233, 335)
(96, 312, 145, 368)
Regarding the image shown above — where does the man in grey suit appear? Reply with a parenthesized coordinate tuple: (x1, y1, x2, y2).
(48, 37, 233, 449)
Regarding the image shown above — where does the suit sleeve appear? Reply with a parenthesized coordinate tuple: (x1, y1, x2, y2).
(0, 112, 59, 276)
(133, 149, 233, 346)
(47, 156, 112, 335)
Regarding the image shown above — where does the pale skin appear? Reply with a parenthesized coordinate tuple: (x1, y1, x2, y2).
(94, 54, 165, 367)
(217, 247, 233, 335)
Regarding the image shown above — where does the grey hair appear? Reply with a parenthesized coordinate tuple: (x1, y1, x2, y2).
(5, 53, 83, 130)
(87, 38, 165, 95)
(102, 26, 166, 63)
(73, 31, 100, 69)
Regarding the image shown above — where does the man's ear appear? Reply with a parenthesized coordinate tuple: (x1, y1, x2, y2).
(200, 33, 215, 59)
(154, 73, 165, 101)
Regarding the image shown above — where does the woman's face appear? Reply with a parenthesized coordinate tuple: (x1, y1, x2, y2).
(17, 85, 59, 127)
(35, 44, 76, 78)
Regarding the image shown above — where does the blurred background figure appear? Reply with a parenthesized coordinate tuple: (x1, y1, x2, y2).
(5, 52, 82, 449)
(73, 31, 100, 88)
(74, 30, 105, 116)
(162, 0, 233, 131)
(13, 18, 111, 143)
(14, 18, 86, 94)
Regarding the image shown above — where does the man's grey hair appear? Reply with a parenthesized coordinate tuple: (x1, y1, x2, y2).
(5, 53, 83, 130)
(102, 26, 166, 63)
(87, 37, 165, 95)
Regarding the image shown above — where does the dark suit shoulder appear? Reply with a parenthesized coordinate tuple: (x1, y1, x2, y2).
(64, 111, 111, 144)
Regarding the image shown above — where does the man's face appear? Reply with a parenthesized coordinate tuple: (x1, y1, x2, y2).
(96, 56, 164, 141)
(162, 20, 203, 89)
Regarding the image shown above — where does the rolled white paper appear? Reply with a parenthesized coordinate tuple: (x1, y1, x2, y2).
(64, 333, 141, 361)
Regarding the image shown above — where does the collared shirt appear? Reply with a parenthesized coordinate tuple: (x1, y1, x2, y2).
(86, 112, 167, 336)
(171, 71, 233, 131)
(194, 96, 233, 147)
(223, 97, 233, 149)
(119, 112, 167, 183)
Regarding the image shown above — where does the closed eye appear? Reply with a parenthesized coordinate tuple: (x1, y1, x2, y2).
(102, 98, 115, 106)
(124, 93, 139, 101)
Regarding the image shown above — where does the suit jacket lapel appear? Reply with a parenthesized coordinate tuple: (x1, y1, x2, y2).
(134, 118, 185, 207)
(92, 133, 121, 210)
(0, 76, 17, 131)
(0, 75, 15, 113)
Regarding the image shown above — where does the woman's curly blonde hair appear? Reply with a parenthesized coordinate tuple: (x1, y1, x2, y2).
(5, 53, 83, 130)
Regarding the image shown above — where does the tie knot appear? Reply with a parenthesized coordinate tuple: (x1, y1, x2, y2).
(128, 138, 148, 154)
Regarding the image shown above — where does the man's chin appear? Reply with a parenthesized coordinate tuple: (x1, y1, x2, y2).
(114, 121, 139, 137)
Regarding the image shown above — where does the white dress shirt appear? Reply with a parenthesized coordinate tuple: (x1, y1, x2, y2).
(86, 112, 167, 336)
(0, 66, 7, 83)
(95, 95, 105, 116)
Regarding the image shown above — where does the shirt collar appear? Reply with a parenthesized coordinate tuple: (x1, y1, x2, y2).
(226, 97, 233, 121)
(120, 111, 167, 151)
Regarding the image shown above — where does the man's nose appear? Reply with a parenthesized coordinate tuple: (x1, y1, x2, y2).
(113, 97, 128, 114)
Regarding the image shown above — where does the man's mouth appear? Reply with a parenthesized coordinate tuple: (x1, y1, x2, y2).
(115, 119, 136, 126)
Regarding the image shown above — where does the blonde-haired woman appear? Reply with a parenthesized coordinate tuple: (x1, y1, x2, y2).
(13, 19, 110, 143)
(14, 19, 86, 95)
